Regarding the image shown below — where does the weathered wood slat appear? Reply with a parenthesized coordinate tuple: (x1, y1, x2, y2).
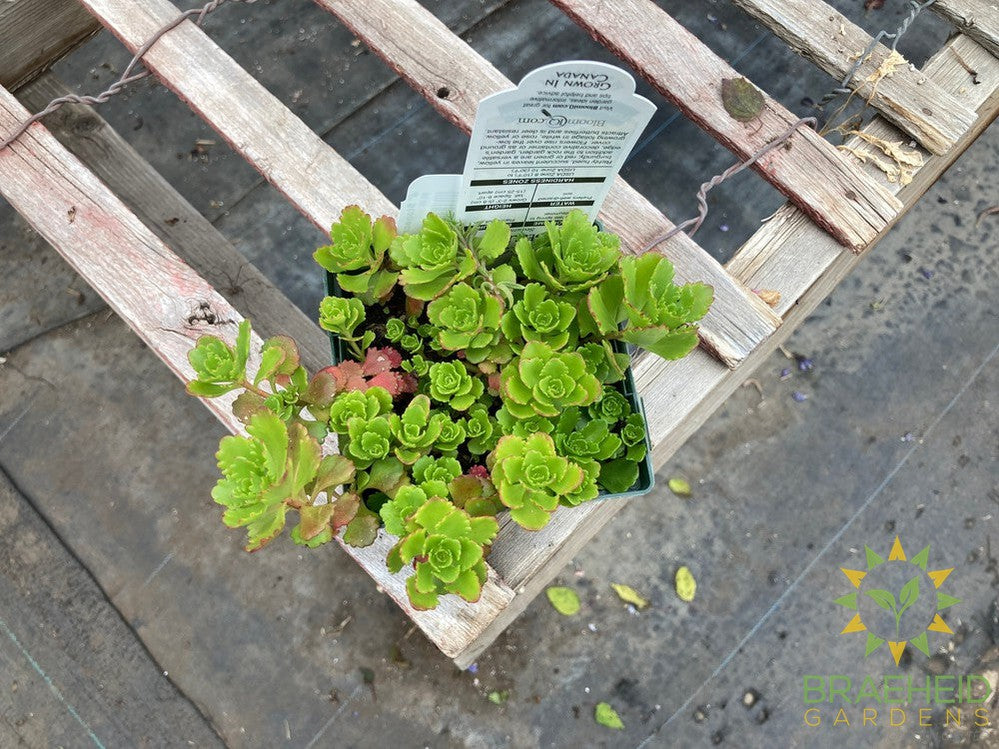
(453, 33, 999, 668)
(0, 85, 515, 659)
(550, 0, 902, 248)
(931, 0, 999, 58)
(313, 0, 780, 368)
(732, 0, 978, 155)
(17, 73, 331, 375)
(78, 0, 395, 232)
(0, 0, 100, 92)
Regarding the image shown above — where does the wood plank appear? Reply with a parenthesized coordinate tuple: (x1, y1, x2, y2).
(931, 0, 999, 58)
(453, 33, 999, 668)
(732, 0, 978, 154)
(0, 468, 224, 747)
(550, 0, 902, 248)
(0, 84, 515, 660)
(79, 0, 395, 233)
(314, 0, 780, 368)
(0, 0, 100, 92)
(16, 73, 330, 375)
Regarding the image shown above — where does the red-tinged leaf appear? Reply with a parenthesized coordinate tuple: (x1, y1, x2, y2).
(721, 77, 765, 122)
(231, 390, 267, 424)
(303, 370, 340, 407)
(363, 346, 402, 374)
(405, 296, 424, 318)
(342, 503, 379, 547)
(366, 371, 406, 396)
(298, 503, 334, 540)
(330, 493, 361, 531)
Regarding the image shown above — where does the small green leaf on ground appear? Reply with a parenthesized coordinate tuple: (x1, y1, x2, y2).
(668, 477, 692, 497)
(546, 586, 581, 615)
(676, 566, 697, 602)
(721, 77, 765, 122)
(595, 702, 625, 729)
(488, 690, 510, 705)
(611, 583, 649, 609)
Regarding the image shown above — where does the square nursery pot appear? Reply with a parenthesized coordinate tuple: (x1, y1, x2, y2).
(324, 271, 655, 501)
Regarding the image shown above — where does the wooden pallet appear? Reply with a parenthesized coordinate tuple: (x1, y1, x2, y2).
(1, 0, 996, 667)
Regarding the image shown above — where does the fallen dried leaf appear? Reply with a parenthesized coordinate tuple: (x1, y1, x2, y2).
(721, 78, 764, 122)
(611, 583, 649, 609)
(668, 477, 692, 497)
(676, 566, 697, 602)
(977, 205, 999, 227)
(546, 586, 580, 616)
(595, 702, 625, 729)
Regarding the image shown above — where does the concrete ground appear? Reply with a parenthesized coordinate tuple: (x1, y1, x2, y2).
(1, 1, 997, 747)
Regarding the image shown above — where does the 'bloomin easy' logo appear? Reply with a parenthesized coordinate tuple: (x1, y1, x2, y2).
(835, 536, 961, 666)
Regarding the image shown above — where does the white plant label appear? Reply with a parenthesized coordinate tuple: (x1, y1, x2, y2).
(457, 61, 655, 229)
(397, 61, 655, 232)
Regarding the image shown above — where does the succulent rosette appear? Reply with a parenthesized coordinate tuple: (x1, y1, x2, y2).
(515, 209, 620, 292)
(427, 361, 484, 411)
(488, 433, 585, 530)
(390, 213, 476, 300)
(501, 283, 576, 351)
(388, 394, 446, 463)
(500, 341, 601, 419)
(427, 283, 503, 362)
(387, 498, 499, 608)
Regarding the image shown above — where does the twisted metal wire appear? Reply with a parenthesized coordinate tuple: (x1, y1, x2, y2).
(0, 0, 235, 153)
(639, 116, 817, 253)
(816, 0, 937, 110)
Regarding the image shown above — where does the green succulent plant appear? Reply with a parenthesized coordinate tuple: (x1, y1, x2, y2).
(379, 484, 430, 536)
(588, 386, 632, 426)
(427, 361, 484, 411)
(561, 458, 600, 507)
(313, 206, 398, 302)
(401, 354, 431, 377)
(212, 411, 320, 551)
(390, 213, 476, 300)
(427, 283, 504, 363)
(344, 415, 392, 469)
(495, 407, 554, 438)
(587, 253, 713, 360)
(500, 341, 601, 419)
(399, 333, 424, 354)
(327, 387, 393, 434)
(434, 419, 468, 454)
(413, 455, 462, 488)
(187, 319, 251, 397)
(384, 317, 406, 342)
(620, 412, 648, 462)
(318, 295, 373, 359)
(501, 283, 576, 351)
(464, 405, 498, 455)
(387, 395, 446, 464)
(515, 209, 620, 292)
(387, 498, 499, 608)
(553, 408, 622, 462)
(489, 433, 585, 530)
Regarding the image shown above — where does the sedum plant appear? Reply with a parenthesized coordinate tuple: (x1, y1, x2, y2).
(189, 208, 713, 610)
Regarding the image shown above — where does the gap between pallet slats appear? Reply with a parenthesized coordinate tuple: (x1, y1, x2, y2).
(550, 0, 902, 249)
(0, 0, 100, 91)
(453, 34, 999, 668)
(0, 84, 516, 659)
(16, 73, 331, 375)
(313, 0, 781, 368)
(931, 0, 999, 59)
(78, 0, 395, 233)
(732, 0, 978, 155)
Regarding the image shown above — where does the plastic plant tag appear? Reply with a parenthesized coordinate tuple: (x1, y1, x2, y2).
(456, 60, 655, 229)
(397, 174, 462, 233)
(396, 61, 656, 232)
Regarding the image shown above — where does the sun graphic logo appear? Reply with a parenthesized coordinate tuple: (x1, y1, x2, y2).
(835, 536, 961, 666)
